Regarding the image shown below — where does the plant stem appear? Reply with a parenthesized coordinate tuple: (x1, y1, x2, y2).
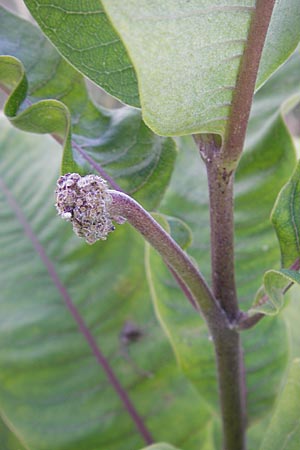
(195, 134, 239, 321)
(108, 190, 228, 331)
(204, 146, 248, 448)
(221, 0, 276, 166)
(194, 3, 276, 448)
(214, 330, 246, 450)
(195, 135, 246, 450)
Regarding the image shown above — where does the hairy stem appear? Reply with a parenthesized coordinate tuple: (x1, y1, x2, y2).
(108, 190, 228, 331)
(222, 0, 276, 166)
(205, 159, 248, 450)
(194, 3, 276, 448)
(195, 135, 239, 321)
(195, 135, 246, 450)
(214, 331, 247, 450)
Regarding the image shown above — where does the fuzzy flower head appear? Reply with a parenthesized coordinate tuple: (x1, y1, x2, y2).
(55, 173, 115, 244)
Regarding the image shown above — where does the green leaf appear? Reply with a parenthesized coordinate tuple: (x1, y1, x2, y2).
(101, 1, 300, 136)
(272, 161, 300, 267)
(147, 52, 300, 431)
(259, 358, 300, 450)
(251, 269, 300, 315)
(0, 118, 214, 450)
(0, 6, 176, 210)
(256, 0, 300, 89)
(0, 54, 77, 174)
(23, 0, 140, 107)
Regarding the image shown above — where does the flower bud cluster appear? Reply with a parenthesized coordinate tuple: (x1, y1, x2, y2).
(55, 173, 115, 244)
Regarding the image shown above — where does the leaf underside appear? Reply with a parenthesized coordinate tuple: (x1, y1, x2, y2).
(102, 0, 300, 136)
(23, 0, 300, 136)
(23, 0, 140, 107)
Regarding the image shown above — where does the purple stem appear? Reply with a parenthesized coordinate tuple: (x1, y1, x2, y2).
(109, 190, 227, 330)
(0, 175, 153, 445)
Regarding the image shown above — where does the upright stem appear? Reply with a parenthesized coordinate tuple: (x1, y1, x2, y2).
(193, 3, 276, 448)
(214, 331, 246, 450)
(195, 135, 239, 321)
(205, 163, 247, 450)
(207, 157, 238, 321)
(195, 135, 246, 450)
(222, 0, 276, 165)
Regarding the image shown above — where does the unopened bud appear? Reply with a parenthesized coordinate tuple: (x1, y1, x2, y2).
(55, 173, 116, 244)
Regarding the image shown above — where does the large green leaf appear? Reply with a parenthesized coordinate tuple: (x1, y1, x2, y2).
(0, 6, 176, 210)
(0, 119, 215, 450)
(146, 52, 300, 439)
(259, 358, 300, 450)
(101, 0, 300, 136)
(22, 1, 300, 136)
(23, 0, 139, 107)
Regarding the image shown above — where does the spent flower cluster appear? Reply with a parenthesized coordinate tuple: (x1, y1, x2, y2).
(55, 173, 115, 244)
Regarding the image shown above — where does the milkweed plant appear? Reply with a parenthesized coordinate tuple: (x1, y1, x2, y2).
(1, 1, 300, 450)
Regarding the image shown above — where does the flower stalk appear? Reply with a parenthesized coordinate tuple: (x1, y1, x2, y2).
(55, 173, 228, 333)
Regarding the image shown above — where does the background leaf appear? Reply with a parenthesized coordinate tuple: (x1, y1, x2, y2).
(0, 118, 215, 450)
(259, 358, 300, 450)
(256, 0, 300, 88)
(235, 51, 300, 308)
(23, 0, 140, 107)
(101, 0, 300, 136)
(0, 6, 176, 210)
